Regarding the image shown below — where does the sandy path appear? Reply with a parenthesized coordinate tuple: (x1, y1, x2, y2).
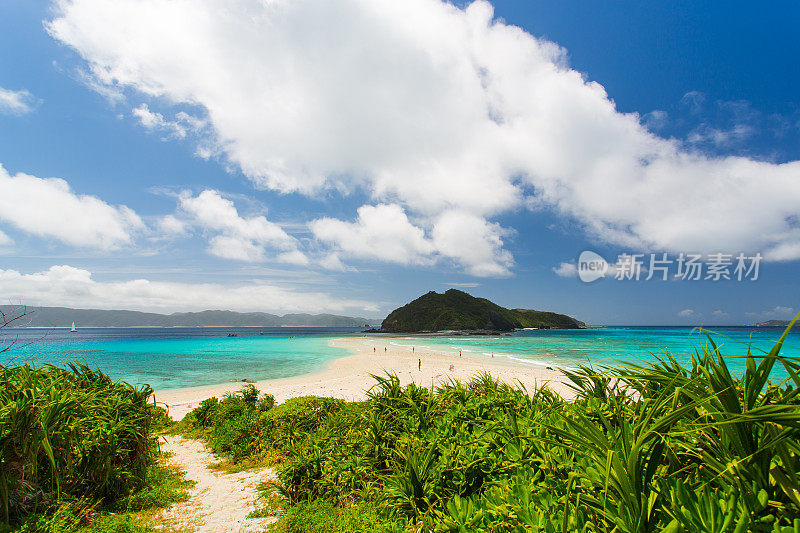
(158, 436, 277, 533)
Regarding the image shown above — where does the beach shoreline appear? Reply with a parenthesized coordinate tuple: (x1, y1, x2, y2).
(155, 336, 573, 420)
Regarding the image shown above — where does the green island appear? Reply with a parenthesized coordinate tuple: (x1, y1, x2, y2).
(4, 319, 800, 532)
(380, 289, 584, 333)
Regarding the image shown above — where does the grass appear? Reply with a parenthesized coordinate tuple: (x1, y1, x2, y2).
(181, 317, 800, 532)
(0, 363, 192, 532)
(247, 482, 287, 519)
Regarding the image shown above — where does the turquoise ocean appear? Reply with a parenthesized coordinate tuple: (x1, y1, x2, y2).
(1, 326, 798, 391)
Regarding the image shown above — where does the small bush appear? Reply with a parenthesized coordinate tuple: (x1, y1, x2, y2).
(192, 397, 219, 428)
(0, 364, 162, 527)
(183, 321, 800, 532)
(269, 500, 390, 533)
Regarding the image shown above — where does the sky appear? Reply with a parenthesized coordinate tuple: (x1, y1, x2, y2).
(0, 0, 799, 325)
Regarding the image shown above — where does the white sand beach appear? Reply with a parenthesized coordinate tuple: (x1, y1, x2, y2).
(156, 336, 574, 421)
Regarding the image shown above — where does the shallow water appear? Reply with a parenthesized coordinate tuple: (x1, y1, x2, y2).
(0, 327, 358, 390)
(390, 326, 800, 378)
(2, 325, 797, 390)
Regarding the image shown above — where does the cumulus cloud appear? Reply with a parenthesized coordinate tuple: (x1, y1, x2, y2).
(311, 204, 434, 265)
(47, 0, 800, 274)
(431, 210, 513, 276)
(0, 265, 376, 313)
(318, 253, 354, 272)
(0, 164, 144, 249)
(156, 214, 189, 236)
(552, 262, 578, 278)
(677, 309, 695, 317)
(712, 309, 729, 318)
(0, 86, 36, 114)
(175, 190, 307, 264)
(311, 204, 513, 275)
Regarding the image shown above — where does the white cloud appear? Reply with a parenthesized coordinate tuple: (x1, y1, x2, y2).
(677, 309, 695, 317)
(311, 204, 434, 265)
(0, 265, 376, 313)
(430, 210, 513, 276)
(47, 0, 800, 274)
(745, 306, 797, 322)
(641, 110, 668, 131)
(0, 164, 144, 249)
(687, 123, 754, 148)
(553, 262, 578, 278)
(177, 189, 307, 264)
(712, 309, 728, 318)
(133, 103, 168, 130)
(311, 204, 512, 275)
(156, 214, 189, 236)
(318, 253, 354, 272)
(0, 229, 13, 246)
(132, 103, 205, 139)
(0, 86, 36, 115)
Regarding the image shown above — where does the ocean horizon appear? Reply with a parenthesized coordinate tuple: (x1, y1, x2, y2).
(2, 325, 797, 391)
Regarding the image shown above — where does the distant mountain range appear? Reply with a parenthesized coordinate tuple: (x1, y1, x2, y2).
(0, 306, 381, 328)
(380, 289, 584, 333)
(749, 319, 798, 328)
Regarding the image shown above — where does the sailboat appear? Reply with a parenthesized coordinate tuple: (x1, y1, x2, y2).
(70, 321, 77, 333)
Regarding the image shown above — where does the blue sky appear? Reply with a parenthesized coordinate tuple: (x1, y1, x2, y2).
(0, 0, 799, 325)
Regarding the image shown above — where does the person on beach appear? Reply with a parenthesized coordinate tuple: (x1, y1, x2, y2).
(384, 347, 387, 352)
(418, 359, 421, 370)
(459, 350, 462, 357)
(412, 346, 415, 353)
(373, 347, 376, 353)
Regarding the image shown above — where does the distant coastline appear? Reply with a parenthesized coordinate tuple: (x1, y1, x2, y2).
(11, 325, 373, 329)
(748, 319, 797, 328)
(0, 305, 382, 328)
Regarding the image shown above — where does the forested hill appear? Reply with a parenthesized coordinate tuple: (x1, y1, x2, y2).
(380, 289, 583, 333)
(0, 306, 379, 328)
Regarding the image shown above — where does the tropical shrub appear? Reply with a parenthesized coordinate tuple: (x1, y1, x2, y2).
(184, 319, 800, 532)
(0, 363, 174, 530)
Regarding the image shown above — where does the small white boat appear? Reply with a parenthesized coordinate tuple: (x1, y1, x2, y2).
(70, 321, 77, 333)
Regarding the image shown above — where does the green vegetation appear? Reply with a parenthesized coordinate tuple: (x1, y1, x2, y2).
(0, 364, 190, 532)
(185, 320, 800, 532)
(380, 289, 583, 332)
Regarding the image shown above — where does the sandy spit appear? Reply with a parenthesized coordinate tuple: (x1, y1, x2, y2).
(156, 336, 573, 421)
